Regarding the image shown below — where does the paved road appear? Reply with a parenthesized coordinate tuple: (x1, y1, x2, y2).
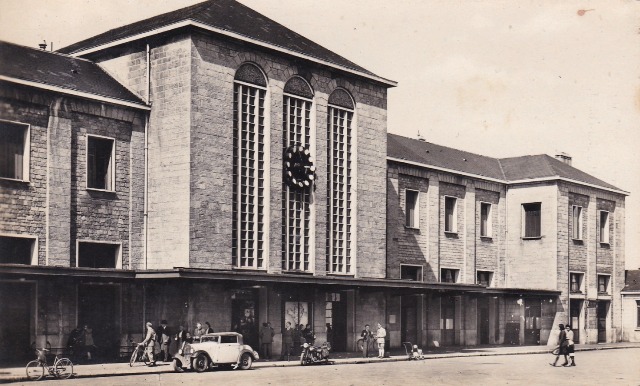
(13, 348, 640, 386)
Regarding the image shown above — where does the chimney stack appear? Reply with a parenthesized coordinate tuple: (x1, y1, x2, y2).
(38, 40, 47, 50)
(417, 131, 426, 142)
(555, 152, 572, 166)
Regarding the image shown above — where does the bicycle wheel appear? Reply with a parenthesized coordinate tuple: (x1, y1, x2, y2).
(55, 358, 73, 379)
(129, 347, 139, 367)
(26, 360, 44, 381)
(356, 338, 364, 352)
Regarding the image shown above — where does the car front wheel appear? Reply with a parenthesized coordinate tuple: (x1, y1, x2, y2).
(238, 353, 253, 370)
(193, 354, 209, 373)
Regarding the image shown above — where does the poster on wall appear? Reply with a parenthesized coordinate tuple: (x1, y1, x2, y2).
(284, 301, 309, 327)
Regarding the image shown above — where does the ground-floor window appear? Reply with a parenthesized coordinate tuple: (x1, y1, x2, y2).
(0, 235, 35, 264)
(636, 301, 640, 328)
(77, 242, 119, 268)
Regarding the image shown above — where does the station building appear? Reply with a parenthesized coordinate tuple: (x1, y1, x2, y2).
(0, 0, 628, 362)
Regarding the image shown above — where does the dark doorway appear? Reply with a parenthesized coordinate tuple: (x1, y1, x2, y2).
(440, 296, 455, 346)
(401, 296, 417, 344)
(78, 284, 119, 359)
(231, 289, 259, 349)
(327, 292, 347, 352)
(0, 282, 32, 363)
(524, 299, 541, 345)
(597, 301, 608, 343)
(570, 300, 582, 343)
(477, 297, 490, 345)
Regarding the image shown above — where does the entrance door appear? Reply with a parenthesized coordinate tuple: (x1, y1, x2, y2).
(401, 296, 417, 344)
(524, 299, 541, 345)
(440, 296, 455, 346)
(477, 297, 490, 345)
(597, 301, 608, 343)
(78, 284, 119, 359)
(327, 292, 347, 352)
(0, 282, 32, 363)
(231, 290, 259, 349)
(569, 300, 582, 343)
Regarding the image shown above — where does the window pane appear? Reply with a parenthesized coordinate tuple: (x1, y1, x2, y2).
(0, 121, 27, 180)
(572, 206, 581, 239)
(445, 197, 456, 232)
(480, 203, 490, 237)
(406, 190, 418, 228)
(87, 137, 113, 190)
(523, 203, 541, 237)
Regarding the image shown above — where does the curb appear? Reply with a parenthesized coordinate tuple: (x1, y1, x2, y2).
(2, 345, 639, 384)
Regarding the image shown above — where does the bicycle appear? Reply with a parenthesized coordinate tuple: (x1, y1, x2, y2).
(129, 342, 151, 367)
(25, 348, 73, 381)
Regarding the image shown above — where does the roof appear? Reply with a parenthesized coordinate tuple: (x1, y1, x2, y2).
(387, 133, 625, 193)
(623, 270, 640, 292)
(58, 0, 394, 86)
(0, 40, 147, 109)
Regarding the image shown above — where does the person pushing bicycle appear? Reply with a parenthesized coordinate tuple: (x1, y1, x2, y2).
(141, 322, 157, 366)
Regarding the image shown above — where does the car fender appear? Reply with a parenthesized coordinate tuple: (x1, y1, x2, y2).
(191, 350, 213, 367)
(238, 348, 259, 362)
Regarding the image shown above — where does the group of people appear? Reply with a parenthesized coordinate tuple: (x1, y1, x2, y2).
(280, 322, 317, 360)
(67, 325, 96, 361)
(360, 323, 387, 358)
(140, 320, 215, 366)
(550, 323, 576, 367)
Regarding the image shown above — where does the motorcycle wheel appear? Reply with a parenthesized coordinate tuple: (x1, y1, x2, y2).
(300, 353, 306, 365)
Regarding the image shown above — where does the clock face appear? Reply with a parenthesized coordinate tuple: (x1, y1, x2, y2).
(284, 145, 315, 189)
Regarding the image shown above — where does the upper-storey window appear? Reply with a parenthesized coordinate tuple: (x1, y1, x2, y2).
(405, 189, 419, 228)
(0, 120, 30, 181)
(572, 206, 583, 240)
(444, 196, 457, 233)
(232, 63, 267, 270)
(477, 270, 493, 286)
(522, 203, 541, 238)
(599, 211, 610, 244)
(570, 272, 584, 293)
(480, 202, 492, 237)
(282, 76, 314, 272)
(326, 88, 354, 275)
(87, 135, 115, 191)
(441, 268, 459, 283)
(0, 235, 36, 265)
(597, 274, 610, 294)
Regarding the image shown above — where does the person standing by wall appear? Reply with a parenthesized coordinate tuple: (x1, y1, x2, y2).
(280, 322, 294, 361)
(259, 322, 274, 360)
(375, 323, 387, 359)
(141, 322, 157, 366)
(360, 324, 373, 358)
(565, 325, 576, 366)
(157, 320, 171, 362)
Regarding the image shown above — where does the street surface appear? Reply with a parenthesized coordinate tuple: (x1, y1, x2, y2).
(10, 348, 640, 386)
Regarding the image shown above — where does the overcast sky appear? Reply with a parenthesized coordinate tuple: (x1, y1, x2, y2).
(1, 0, 638, 268)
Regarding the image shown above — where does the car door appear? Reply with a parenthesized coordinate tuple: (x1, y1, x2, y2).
(201, 336, 220, 362)
(217, 335, 241, 363)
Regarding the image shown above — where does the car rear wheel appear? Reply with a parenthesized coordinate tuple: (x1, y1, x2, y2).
(238, 353, 253, 370)
(193, 353, 209, 373)
(172, 359, 184, 373)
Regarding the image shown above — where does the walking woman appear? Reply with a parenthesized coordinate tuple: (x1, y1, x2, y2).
(565, 325, 576, 366)
(550, 323, 568, 367)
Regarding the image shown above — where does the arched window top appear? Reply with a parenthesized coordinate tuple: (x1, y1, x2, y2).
(328, 88, 354, 110)
(235, 63, 267, 87)
(284, 76, 314, 99)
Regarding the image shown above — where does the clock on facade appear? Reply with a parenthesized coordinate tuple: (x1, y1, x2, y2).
(284, 145, 315, 189)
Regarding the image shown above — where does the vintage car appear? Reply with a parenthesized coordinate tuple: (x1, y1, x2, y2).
(172, 332, 259, 373)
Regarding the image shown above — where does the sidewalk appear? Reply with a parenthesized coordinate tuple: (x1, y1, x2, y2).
(2, 342, 639, 384)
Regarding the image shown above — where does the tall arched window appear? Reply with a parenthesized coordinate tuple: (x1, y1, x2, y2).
(233, 63, 267, 269)
(326, 89, 354, 275)
(282, 76, 314, 272)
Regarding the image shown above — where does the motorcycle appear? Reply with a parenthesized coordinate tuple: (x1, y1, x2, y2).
(300, 342, 331, 365)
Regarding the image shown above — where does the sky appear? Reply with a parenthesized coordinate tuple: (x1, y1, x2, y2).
(1, 0, 638, 269)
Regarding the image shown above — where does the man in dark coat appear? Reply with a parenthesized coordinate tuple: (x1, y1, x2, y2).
(157, 320, 171, 362)
(280, 322, 294, 361)
(259, 322, 275, 359)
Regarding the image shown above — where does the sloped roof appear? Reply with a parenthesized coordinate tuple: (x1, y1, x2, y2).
(624, 270, 640, 292)
(0, 40, 146, 108)
(387, 133, 625, 193)
(58, 0, 392, 85)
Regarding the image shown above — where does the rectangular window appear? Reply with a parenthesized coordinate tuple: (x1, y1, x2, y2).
(77, 241, 119, 268)
(0, 235, 36, 265)
(0, 121, 29, 181)
(480, 202, 492, 237)
(477, 271, 493, 287)
(282, 95, 312, 272)
(405, 190, 419, 228)
(87, 135, 114, 191)
(599, 211, 610, 244)
(400, 265, 422, 281)
(326, 106, 353, 275)
(522, 203, 541, 238)
(572, 206, 583, 240)
(441, 268, 459, 283)
(232, 83, 266, 269)
(444, 196, 457, 233)
(597, 275, 610, 294)
(637, 301, 640, 328)
(570, 272, 584, 293)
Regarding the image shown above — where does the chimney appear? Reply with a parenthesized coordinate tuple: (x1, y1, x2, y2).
(417, 131, 426, 142)
(38, 40, 47, 50)
(555, 152, 572, 166)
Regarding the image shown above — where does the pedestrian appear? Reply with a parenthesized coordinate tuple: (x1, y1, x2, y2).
(375, 323, 386, 358)
(259, 322, 274, 359)
(158, 320, 171, 362)
(326, 323, 333, 347)
(565, 325, 576, 366)
(66, 325, 83, 359)
(293, 324, 302, 355)
(281, 322, 294, 361)
(361, 324, 374, 358)
(205, 321, 214, 334)
(193, 322, 205, 342)
(303, 324, 315, 346)
(82, 325, 95, 361)
(141, 322, 157, 366)
(550, 323, 568, 367)
(174, 325, 189, 350)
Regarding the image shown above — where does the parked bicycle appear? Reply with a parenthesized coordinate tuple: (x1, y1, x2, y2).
(25, 348, 74, 381)
(129, 342, 151, 367)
